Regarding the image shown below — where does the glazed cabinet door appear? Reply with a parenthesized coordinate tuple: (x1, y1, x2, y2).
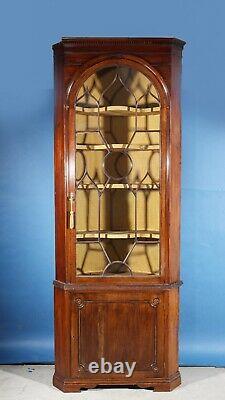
(70, 61, 168, 281)
(71, 292, 165, 380)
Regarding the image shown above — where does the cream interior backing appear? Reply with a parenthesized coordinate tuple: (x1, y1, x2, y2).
(74, 66, 160, 276)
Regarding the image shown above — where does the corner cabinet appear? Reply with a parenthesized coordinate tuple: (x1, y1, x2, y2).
(52, 37, 185, 392)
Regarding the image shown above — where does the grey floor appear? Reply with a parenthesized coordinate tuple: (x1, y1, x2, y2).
(0, 365, 225, 400)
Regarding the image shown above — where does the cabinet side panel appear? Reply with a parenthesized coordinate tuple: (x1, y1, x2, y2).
(168, 51, 182, 283)
(54, 49, 67, 282)
(54, 287, 71, 377)
(164, 288, 179, 376)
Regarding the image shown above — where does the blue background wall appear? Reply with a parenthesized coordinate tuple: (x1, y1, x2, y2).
(0, 0, 225, 365)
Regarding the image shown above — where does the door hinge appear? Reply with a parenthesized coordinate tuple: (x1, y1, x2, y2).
(67, 192, 75, 229)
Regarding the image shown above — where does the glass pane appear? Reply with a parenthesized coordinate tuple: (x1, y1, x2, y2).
(75, 66, 161, 276)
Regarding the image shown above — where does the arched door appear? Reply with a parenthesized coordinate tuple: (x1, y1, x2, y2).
(69, 61, 168, 280)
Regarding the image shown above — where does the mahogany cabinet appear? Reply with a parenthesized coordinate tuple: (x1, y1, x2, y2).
(52, 37, 185, 392)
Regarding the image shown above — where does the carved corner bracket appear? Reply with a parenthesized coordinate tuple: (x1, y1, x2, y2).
(150, 297, 160, 308)
(74, 298, 85, 309)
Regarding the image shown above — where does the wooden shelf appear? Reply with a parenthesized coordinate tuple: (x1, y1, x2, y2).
(77, 271, 158, 276)
(77, 182, 160, 190)
(75, 105, 160, 117)
(76, 230, 160, 241)
(76, 129, 161, 135)
(76, 143, 160, 151)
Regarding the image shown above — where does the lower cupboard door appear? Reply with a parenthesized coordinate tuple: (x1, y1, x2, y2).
(71, 295, 165, 380)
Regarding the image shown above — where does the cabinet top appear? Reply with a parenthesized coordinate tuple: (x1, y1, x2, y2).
(52, 37, 186, 50)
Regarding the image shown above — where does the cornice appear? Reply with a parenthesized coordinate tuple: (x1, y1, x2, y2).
(52, 37, 186, 51)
